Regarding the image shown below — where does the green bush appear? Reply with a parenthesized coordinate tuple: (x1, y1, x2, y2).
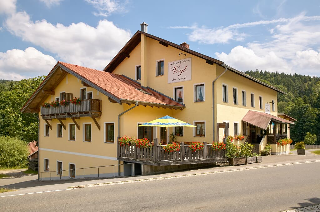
(295, 141, 305, 149)
(261, 144, 272, 156)
(304, 132, 317, 145)
(0, 136, 29, 168)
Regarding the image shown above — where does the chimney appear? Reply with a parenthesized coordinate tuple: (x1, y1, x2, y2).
(180, 42, 189, 49)
(140, 22, 148, 33)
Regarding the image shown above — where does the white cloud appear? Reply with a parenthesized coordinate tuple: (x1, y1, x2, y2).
(85, 0, 127, 17)
(215, 13, 320, 76)
(5, 11, 131, 70)
(0, 0, 16, 15)
(0, 47, 57, 80)
(39, 0, 64, 7)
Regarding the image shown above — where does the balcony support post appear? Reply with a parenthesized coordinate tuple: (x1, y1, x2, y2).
(71, 117, 80, 130)
(91, 116, 100, 130)
(58, 119, 66, 130)
(44, 120, 52, 130)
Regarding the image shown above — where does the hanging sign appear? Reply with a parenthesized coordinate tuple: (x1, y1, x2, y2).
(168, 58, 191, 83)
(265, 103, 270, 114)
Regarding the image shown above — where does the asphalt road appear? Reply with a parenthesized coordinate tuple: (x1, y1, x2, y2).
(1, 162, 320, 212)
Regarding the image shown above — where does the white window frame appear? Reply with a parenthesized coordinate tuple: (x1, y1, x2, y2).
(234, 122, 239, 136)
(104, 122, 115, 143)
(156, 59, 165, 76)
(251, 93, 255, 108)
(242, 90, 246, 107)
(222, 84, 228, 103)
(193, 120, 206, 137)
(135, 65, 141, 80)
(173, 126, 184, 137)
(259, 96, 263, 109)
(272, 100, 275, 112)
(44, 158, 49, 172)
(83, 123, 92, 142)
(173, 86, 184, 104)
(194, 83, 205, 102)
(57, 123, 63, 138)
(44, 123, 50, 137)
(69, 163, 76, 178)
(56, 161, 63, 175)
(233, 87, 238, 105)
(68, 123, 76, 141)
(87, 91, 93, 99)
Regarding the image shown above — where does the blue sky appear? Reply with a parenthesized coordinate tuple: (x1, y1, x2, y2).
(1, 0, 320, 80)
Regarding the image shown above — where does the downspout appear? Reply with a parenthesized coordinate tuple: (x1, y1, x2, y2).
(117, 101, 139, 175)
(212, 63, 228, 142)
(37, 114, 40, 181)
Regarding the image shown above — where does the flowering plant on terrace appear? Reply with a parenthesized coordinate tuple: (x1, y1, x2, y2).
(133, 138, 152, 148)
(50, 100, 59, 107)
(235, 135, 245, 140)
(226, 135, 233, 142)
(42, 102, 51, 108)
(118, 136, 133, 146)
(70, 97, 81, 105)
(60, 99, 69, 106)
(189, 142, 204, 152)
(163, 142, 180, 152)
(277, 138, 292, 146)
(212, 142, 226, 150)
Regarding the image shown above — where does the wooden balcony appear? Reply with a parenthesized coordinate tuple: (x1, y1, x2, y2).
(41, 99, 101, 120)
(118, 141, 227, 166)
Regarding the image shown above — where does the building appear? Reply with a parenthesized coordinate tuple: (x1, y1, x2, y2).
(22, 23, 293, 179)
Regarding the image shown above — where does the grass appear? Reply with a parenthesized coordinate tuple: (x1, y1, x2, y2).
(0, 188, 15, 193)
(311, 150, 320, 155)
(0, 174, 8, 179)
(24, 169, 38, 175)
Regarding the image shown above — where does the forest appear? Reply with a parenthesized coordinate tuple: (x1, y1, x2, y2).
(0, 71, 319, 145)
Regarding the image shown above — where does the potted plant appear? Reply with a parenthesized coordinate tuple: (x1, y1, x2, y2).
(253, 153, 262, 163)
(261, 144, 272, 156)
(240, 142, 254, 164)
(295, 141, 305, 155)
(226, 142, 245, 165)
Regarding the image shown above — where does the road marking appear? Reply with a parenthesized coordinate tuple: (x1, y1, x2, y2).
(2, 159, 319, 198)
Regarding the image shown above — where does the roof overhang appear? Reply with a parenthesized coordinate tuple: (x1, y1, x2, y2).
(242, 110, 294, 130)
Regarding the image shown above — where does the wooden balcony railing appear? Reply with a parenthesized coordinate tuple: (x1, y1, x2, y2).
(118, 140, 227, 166)
(41, 99, 101, 120)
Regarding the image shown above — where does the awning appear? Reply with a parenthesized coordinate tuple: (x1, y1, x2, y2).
(242, 110, 294, 130)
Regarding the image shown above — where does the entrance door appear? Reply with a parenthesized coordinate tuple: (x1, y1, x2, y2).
(138, 125, 153, 142)
(250, 125, 257, 143)
(69, 164, 75, 178)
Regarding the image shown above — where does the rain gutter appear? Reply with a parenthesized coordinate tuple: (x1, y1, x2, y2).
(212, 64, 228, 142)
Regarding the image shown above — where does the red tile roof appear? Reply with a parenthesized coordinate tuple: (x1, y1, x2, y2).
(242, 110, 293, 130)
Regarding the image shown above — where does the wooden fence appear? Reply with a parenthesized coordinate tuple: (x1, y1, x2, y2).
(118, 140, 227, 166)
(290, 144, 320, 150)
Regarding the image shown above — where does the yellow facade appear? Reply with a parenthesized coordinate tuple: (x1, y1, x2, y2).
(37, 33, 280, 179)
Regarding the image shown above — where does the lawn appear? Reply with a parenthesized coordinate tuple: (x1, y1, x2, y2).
(0, 188, 14, 193)
(311, 150, 320, 155)
(0, 174, 8, 179)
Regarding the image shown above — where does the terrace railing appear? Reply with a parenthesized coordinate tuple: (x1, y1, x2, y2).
(118, 140, 227, 166)
(41, 99, 101, 119)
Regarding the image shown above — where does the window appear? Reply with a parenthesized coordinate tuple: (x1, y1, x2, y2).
(44, 159, 49, 171)
(195, 122, 205, 137)
(174, 87, 184, 103)
(69, 124, 76, 141)
(272, 100, 275, 111)
(136, 65, 141, 80)
(84, 124, 91, 142)
(195, 84, 204, 102)
(57, 124, 63, 138)
(175, 126, 183, 137)
(69, 164, 75, 178)
(259, 96, 263, 109)
(80, 88, 86, 100)
(87, 92, 93, 100)
(156, 60, 164, 76)
(60, 92, 66, 101)
(138, 124, 153, 143)
(222, 84, 228, 103)
(242, 91, 246, 106)
(160, 128, 167, 144)
(234, 123, 239, 136)
(45, 124, 50, 137)
(55, 97, 60, 102)
(66, 93, 73, 101)
(105, 123, 114, 143)
(251, 93, 255, 107)
(233, 88, 238, 105)
(57, 161, 62, 175)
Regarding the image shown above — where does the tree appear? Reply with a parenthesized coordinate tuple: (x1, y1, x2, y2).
(304, 132, 317, 145)
(0, 76, 45, 142)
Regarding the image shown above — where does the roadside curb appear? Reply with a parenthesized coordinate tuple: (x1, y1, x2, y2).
(1, 158, 320, 198)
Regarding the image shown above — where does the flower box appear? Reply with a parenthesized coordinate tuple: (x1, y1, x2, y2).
(228, 157, 246, 166)
(256, 156, 262, 163)
(246, 156, 255, 164)
(297, 149, 305, 155)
